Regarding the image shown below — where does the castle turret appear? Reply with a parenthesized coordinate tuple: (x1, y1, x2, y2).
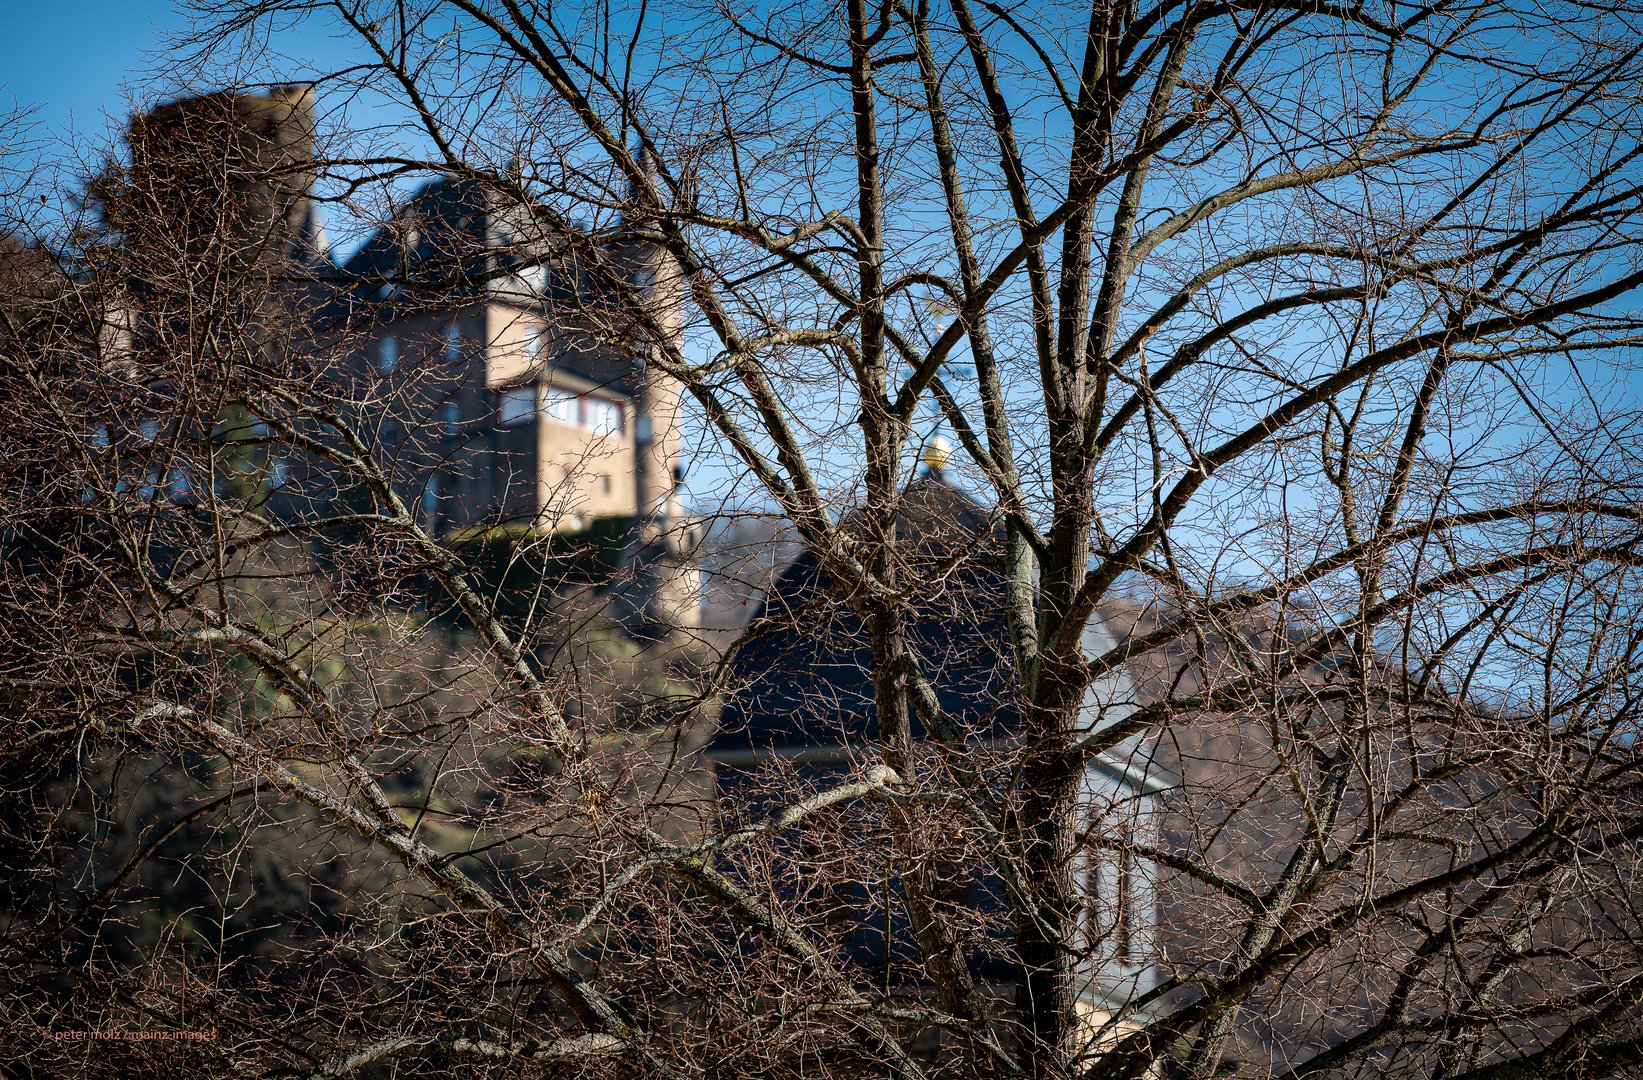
(621, 149, 685, 528)
(611, 149, 699, 633)
(119, 86, 326, 277)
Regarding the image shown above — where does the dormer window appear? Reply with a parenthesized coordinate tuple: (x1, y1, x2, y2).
(1085, 827, 1156, 967)
(511, 260, 549, 298)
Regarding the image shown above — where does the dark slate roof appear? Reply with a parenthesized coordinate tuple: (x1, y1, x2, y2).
(336, 176, 494, 314)
(710, 475, 1022, 753)
(331, 175, 649, 392)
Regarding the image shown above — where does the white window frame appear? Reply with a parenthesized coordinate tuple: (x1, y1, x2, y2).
(585, 397, 623, 436)
(543, 387, 580, 427)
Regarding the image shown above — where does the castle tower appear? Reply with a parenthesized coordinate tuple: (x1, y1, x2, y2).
(610, 150, 700, 633)
(621, 149, 685, 529)
(120, 86, 326, 279)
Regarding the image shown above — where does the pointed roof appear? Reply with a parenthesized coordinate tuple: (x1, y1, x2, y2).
(710, 474, 1019, 754)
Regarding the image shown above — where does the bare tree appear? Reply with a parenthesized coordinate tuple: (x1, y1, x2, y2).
(5, 0, 1643, 1077)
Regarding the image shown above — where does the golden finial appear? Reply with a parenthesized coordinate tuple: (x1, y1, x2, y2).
(921, 434, 952, 475)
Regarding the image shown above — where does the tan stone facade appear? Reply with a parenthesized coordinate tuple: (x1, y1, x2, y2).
(342, 175, 686, 539)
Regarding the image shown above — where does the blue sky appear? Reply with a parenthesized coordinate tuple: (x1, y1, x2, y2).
(3, 2, 364, 171)
(6, 2, 189, 147)
(5, 1, 1635, 523)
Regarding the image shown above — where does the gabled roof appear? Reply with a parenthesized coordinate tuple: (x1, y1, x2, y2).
(707, 477, 1182, 800)
(710, 474, 1021, 754)
(337, 176, 495, 310)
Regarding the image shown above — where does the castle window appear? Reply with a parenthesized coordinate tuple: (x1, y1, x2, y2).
(439, 399, 462, 436)
(525, 261, 551, 293)
(586, 397, 622, 436)
(443, 320, 463, 360)
(635, 415, 653, 444)
(523, 325, 542, 361)
(543, 387, 579, 426)
(167, 466, 195, 504)
(378, 335, 399, 374)
(497, 385, 537, 427)
(422, 472, 441, 522)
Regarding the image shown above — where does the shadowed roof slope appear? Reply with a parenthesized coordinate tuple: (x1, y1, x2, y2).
(709, 475, 1021, 754)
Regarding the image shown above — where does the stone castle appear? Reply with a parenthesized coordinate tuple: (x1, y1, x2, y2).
(123, 85, 700, 629)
